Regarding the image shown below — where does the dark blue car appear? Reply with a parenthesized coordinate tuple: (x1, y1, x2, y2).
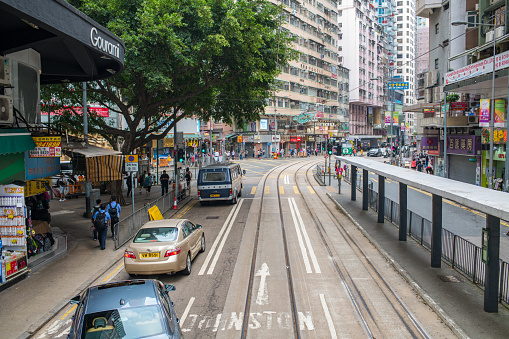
(67, 279, 182, 339)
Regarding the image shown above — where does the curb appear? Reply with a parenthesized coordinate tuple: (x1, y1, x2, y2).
(325, 192, 469, 339)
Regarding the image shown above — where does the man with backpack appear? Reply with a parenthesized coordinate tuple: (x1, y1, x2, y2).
(91, 199, 102, 241)
(93, 203, 111, 250)
(107, 196, 121, 238)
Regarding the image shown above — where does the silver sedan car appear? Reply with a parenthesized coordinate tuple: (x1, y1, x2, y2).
(124, 219, 205, 276)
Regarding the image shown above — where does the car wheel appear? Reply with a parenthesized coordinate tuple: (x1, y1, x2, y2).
(231, 192, 237, 204)
(199, 234, 206, 253)
(183, 253, 192, 275)
(238, 188, 242, 197)
(128, 273, 137, 278)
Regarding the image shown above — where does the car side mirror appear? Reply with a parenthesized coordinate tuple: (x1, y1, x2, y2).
(196, 224, 202, 229)
(165, 284, 176, 292)
(70, 294, 80, 305)
(243, 170, 246, 175)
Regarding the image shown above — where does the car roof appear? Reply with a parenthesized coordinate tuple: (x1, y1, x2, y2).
(84, 280, 160, 314)
(140, 219, 185, 229)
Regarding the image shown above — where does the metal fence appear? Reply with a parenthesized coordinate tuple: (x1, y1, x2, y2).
(113, 187, 187, 250)
(342, 168, 509, 307)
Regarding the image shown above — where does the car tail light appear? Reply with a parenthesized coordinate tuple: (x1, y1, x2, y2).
(165, 247, 181, 257)
(229, 189, 232, 195)
(198, 190, 200, 196)
(124, 250, 136, 259)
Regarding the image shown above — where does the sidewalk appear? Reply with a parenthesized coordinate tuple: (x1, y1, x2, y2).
(325, 176, 509, 338)
(0, 185, 179, 339)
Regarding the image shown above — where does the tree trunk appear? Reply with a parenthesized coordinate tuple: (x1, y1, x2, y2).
(111, 180, 126, 206)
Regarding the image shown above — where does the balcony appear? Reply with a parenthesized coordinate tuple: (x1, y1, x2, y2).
(416, 0, 442, 18)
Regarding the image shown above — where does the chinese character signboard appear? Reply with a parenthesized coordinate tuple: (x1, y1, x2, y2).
(495, 99, 505, 127)
(387, 82, 409, 90)
(237, 136, 243, 143)
(481, 128, 507, 144)
(29, 137, 61, 158)
(422, 137, 439, 155)
(24, 154, 60, 180)
(125, 155, 139, 172)
(480, 99, 490, 127)
(447, 135, 481, 155)
(451, 102, 466, 111)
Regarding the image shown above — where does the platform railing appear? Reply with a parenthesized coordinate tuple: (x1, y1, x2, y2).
(342, 168, 509, 307)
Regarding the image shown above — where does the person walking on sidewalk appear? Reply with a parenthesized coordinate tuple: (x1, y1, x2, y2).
(107, 196, 121, 238)
(93, 204, 111, 250)
(125, 174, 132, 198)
(185, 167, 192, 191)
(138, 171, 146, 195)
(145, 173, 152, 196)
(57, 175, 67, 201)
(90, 199, 101, 241)
(160, 170, 170, 196)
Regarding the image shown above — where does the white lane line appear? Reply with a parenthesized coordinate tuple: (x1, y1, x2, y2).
(198, 203, 240, 275)
(320, 294, 338, 339)
(180, 297, 195, 327)
(207, 199, 245, 274)
(284, 175, 290, 184)
(290, 197, 321, 273)
(288, 198, 312, 273)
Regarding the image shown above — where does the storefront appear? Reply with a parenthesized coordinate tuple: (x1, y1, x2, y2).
(480, 127, 507, 189)
(446, 135, 481, 185)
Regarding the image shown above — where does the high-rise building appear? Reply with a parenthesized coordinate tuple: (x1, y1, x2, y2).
(338, 0, 385, 146)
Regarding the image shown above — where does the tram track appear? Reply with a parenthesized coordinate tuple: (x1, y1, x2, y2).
(295, 161, 430, 338)
(240, 160, 307, 339)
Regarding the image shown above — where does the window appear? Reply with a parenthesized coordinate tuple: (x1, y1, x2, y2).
(435, 23, 439, 34)
(134, 227, 179, 243)
(435, 58, 439, 69)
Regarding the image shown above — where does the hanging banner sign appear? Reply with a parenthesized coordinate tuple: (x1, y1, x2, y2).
(481, 128, 507, 144)
(495, 99, 505, 127)
(445, 49, 509, 85)
(480, 99, 490, 127)
(29, 137, 61, 158)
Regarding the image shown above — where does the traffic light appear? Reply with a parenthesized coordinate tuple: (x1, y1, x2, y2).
(177, 149, 185, 162)
(201, 143, 207, 153)
(328, 143, 333, 155)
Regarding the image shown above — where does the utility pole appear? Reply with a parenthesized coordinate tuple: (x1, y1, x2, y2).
(83, 82, 91, 218)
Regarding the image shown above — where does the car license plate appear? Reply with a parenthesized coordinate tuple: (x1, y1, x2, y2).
(210, 194, 220, 197)
(140, 253, 159, 258)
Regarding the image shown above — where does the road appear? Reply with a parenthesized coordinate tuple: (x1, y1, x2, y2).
(33, 157, 454, 338)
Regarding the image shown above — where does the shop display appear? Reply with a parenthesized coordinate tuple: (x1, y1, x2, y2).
(0, 184, 28, 285)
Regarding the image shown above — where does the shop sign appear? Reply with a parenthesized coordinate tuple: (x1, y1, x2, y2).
(254, 134, 261, 141)
(163, 138, 174, 148)
(480, 99, 490, 127)
(445, 48, 509, 85)
(42, 106, 109, 117)
(260, 119, 268, 130)
(290, 136, 301, 142)
(451, 102, 466, 110)
(422, 137, 439, 153)
(29, 137, 61, 158)
(24, 155, 60, 180)
(481, 128, 507, 144)
(24, 179, 51, 197)
(271, 135, 281, 143)
(185, 138, 200, 147)
(308, 136, 315, 141)
(495, 99, 505, 127)
(447, 135, 481, 155)
(237, 136, 243, 143)
(293, 112, 315, 124)
(90, 27, 121, 59)
(423, 108, 435, 114)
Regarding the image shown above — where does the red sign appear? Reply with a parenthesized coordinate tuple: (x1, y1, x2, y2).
(451, 102, 466, 110)
(290, 136, 301, 142)
(42, 106, 109, 117)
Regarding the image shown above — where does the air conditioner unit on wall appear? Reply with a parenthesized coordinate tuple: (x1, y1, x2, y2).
(0, 57, 10, 86)
(495, 26, 505, 39)
(468, 116, 479, 125)
(0, 95, 13, 124)
(486, 30, 495, 42)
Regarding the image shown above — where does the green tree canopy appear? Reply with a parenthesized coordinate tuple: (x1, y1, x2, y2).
(44, 0, 295, 154)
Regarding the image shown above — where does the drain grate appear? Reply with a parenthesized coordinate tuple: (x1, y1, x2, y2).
(206, 216, 220, 220)
(438, 275, 461, 283)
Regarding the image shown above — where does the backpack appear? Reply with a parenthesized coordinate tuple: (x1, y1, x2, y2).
(108, 203, 119, 224)
(57, 179, 66, 187)
(94, 211, 107, 230)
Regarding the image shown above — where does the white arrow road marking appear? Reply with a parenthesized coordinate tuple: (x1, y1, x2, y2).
(255, 263, 270, 305)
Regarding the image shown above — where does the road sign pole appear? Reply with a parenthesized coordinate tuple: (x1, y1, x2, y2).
(132, 172, 135, 215)
(328, 154, 331, 186)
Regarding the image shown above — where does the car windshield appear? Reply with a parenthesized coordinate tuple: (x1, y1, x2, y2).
(134, 227, 178, 243)
(202, 171, 227, 182)
(81, 306, 165, 339)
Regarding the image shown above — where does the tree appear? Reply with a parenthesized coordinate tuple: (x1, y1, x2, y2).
(43, 0, 295, 202)
(43, 0, 295, 155)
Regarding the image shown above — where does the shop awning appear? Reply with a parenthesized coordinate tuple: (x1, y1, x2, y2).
(0, 129, 36, 155)
(86, 155, 124, 182)
(64, 143, 121, 157)
(184, 134, 203, 139)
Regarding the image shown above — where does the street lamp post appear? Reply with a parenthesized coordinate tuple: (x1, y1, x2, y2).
(452, 21, 497, 188)
(371, 67, 395, 165)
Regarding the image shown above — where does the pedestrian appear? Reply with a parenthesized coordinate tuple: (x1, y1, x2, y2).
(417, 161, 423, 172)
(93, 203, 111, 250)
(107, 196, 121, 238)
(353, 148, 356, 157)
(57, 175, 67, 201)
(145, 172, 152, 195)
(185, 167, 192, 191)
(160, 170, 170, 196)
(138, 171, 146, 195)
(91, 199, 101, 241)
(125, 173, 132, 198)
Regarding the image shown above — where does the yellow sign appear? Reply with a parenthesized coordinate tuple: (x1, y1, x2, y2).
(148, 206, 164, 221)
(237, 136, 243, 143)
(125, 155, 139, 163)
(25, 179, 51, 197)
(163, 138, 174, 148)
(29, 136, 62, 158)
